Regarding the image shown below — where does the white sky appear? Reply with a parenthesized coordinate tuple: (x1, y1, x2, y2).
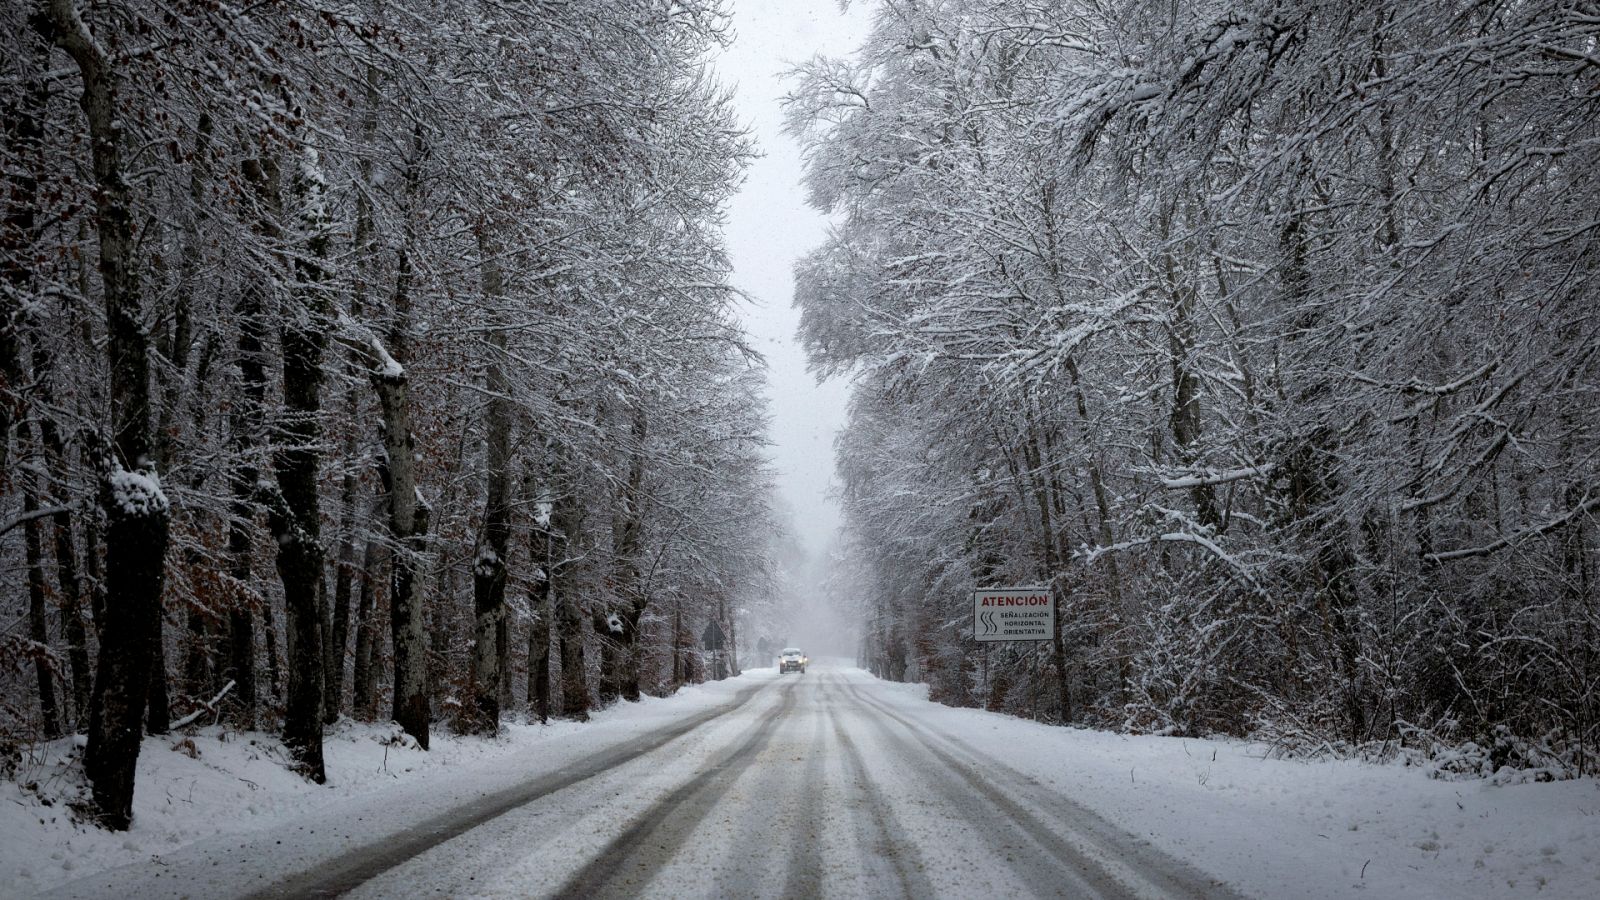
(714, 1, 873, 558)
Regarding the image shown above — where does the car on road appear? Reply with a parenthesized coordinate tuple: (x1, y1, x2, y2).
(778, 647, 807, 674)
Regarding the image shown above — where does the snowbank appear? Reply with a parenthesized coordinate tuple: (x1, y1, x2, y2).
(0, 674, 771, 897)
(863, 677, 1600, 899)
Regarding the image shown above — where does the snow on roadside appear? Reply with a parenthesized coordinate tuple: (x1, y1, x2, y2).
(865, 675, 1600, 900)
(0, 672, 773, 897)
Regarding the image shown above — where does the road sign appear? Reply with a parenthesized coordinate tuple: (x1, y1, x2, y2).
(972, 587, 1053, 642)
(702, 620, 726, 652)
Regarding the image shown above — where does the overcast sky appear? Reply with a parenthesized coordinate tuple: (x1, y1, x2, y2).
(713, 1, 873, 559)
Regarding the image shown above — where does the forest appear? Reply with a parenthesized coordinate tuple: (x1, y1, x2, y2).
(791, 0, 1599, 779)
(0, 0, 779, 830)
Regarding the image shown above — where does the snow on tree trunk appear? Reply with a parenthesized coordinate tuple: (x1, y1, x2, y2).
(264, 148, 332, 783)
(33, 0, 171, 830)
(467, 227, 512, 733)
(380, 209, 430, 751)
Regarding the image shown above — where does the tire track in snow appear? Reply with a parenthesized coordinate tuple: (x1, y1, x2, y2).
(774, 679, 830, 900)
(839, 679, 1240, 899)
(551, 680, 800, 899)
(833, 682, 1115, 898)
(244, 679, 777, 899)
(819, 675, 935, 900)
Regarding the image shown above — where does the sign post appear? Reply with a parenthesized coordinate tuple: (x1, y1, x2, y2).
(972, 587, 1054, 642)
(702, 620, 727, 680)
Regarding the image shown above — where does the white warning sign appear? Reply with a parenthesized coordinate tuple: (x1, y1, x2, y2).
(972, 588, 1054, 642)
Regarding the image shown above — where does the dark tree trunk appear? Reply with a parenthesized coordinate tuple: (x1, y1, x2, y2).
(51, 495, 90, 725)
(467, 227, 511, 734)
(181, 606, 212, 709)
(35, 0, 172, 831)
(498, 616, 513, 712)
(325, 69, 378, 727)
(24, 480, 62, 737)
(26, 370, 90, 725)
(223, 407, 261, 730)
(146, 621, 170, 735)
(595, 621, 620, 705)
(388, 485, 429, 748)
(611, 405, 647, 702)
(350, 522, 384, 721)
(222, 147, 278, 730)
(281, 157, 333, 780)
(262, 601, 283, 705)
(529, 573, 551, 724)
(380, 257, 430, 747)
(5, 23, 86, 736)
(378, 125, 431, 750)
(325, 456, 360, 725)
(0, 32, 48, 484)
(671, 603, 683, 689)
(254, 152, 332, 782)
(559, 609, 588, 720)
(552, 480, 588, 721)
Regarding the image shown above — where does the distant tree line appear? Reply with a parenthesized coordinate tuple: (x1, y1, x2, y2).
(0, 0, 777, 829)
(791, 0, 1599, 777)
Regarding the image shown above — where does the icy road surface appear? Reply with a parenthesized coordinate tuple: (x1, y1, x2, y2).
(342, 667, 1232, 899)
(31, 662, 1599, 899)
(41, 665, 1232, 899)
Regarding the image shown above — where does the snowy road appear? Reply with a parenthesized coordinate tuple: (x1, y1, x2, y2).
(322, 666, 1232, 898)
(41, 664, 1236, 899)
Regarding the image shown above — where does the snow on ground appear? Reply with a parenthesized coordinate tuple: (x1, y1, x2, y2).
(0, 673, 775, 897)
(863, 677, 1600, 899)
(5, 665, 1597, 899)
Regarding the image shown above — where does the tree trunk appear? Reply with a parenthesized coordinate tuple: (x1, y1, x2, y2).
(595, 620, 620, 704)
(350, 520, 384, 722)
(612, 405, 647, 701)
(0, 33, 48, 485)
(379, 131, 432, 749)
(50, 484, 90, 725)
(468, 227, 512, 734)
(559, 617, 587, 719)
(224, 405, 262, 729)
(326, 66, 379, 727)
(35, 0, 172, 830)
(181, 605, 211, 711)
(1160, 210, 1221, 531)
(145, 621, 171, 735)
(529, 560, 551, 724)
(262, 151, 332, 783)
(325, 455, 359, 725)
(27, 345, 91, 727)
(550, 471, 588, 720)
(24, 476, 62, 737)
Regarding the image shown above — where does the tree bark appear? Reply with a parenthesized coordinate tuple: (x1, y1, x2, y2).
(612, 405, 648, 702)
(549, 465, 588, 720)
(378, 128, 432, 750)
(35, 0, 171, 830)
(350, 519, 384, 722)
(559, 595, 588, 720)
(466, 226, 512, 733)
(24, 473, 62, 737)
(0, 31, 48, 484)
(26, 340, 90, 726)
(262, 151, 332, 782)
(325, 66, 381, 727)
(325, 469, 358, 725)
(145, 622, 170, 735)
(1160, 209, 1221, 531)
(529, 562, 551, 724)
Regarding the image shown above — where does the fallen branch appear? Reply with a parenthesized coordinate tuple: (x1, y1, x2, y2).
(170, 679, 236, 730)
